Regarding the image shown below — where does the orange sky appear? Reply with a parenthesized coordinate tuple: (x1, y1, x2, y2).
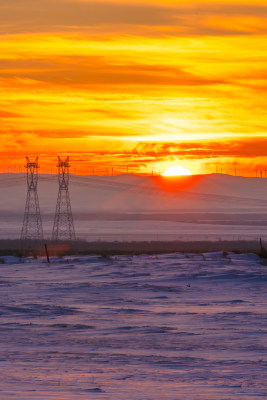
(1, 0, 267, 175)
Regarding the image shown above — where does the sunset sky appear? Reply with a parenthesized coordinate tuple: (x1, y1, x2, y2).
(1, 0, 267, 175)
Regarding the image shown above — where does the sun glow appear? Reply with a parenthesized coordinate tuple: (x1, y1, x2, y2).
(162, 166, 192, 176)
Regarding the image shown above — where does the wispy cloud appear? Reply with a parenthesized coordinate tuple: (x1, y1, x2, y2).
(0, 110, 22, 118)
(135, 137, 267, 159)
(1, 1, 267, 35)
(0, 57, 225, 87)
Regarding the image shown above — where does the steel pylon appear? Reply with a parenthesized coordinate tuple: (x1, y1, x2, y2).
(52, 156, 76, 241)
(21, 157, 43, 240)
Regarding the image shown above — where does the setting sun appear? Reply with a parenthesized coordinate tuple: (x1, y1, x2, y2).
(162, 166, 192, 176)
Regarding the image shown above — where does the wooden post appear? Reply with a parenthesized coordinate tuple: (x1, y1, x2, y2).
(44, 243, 50, 264)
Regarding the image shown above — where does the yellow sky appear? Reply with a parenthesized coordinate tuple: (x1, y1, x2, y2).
(1, 0, 267, 175)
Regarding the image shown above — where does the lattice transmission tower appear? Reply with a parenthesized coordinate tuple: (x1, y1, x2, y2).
(52, 156, 76, 241)
(21, 157, 43, 240)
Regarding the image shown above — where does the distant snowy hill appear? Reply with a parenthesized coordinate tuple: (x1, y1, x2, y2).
(1, 173, 267, 240)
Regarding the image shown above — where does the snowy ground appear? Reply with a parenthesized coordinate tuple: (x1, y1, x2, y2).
(0, 252, 266, 399)
(3, 217, 267, 242)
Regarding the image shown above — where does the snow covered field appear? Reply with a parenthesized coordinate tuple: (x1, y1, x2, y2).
(1, 252, 266, 399)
